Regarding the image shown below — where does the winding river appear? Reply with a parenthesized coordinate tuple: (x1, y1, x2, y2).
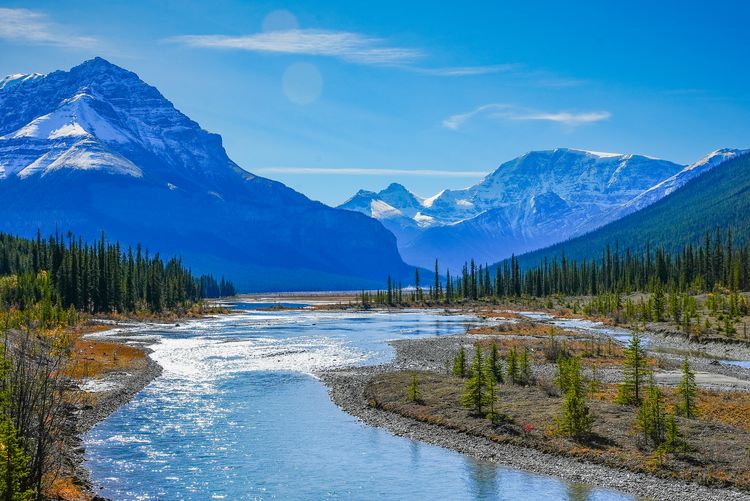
(83, 301, 632, 500)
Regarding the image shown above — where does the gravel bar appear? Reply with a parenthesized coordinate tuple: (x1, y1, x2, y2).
(319, 334, 750, 501)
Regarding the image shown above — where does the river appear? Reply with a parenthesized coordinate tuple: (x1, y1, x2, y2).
(83, 301, 632, 500)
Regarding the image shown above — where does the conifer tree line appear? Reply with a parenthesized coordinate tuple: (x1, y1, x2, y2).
(0, 231, 235, 315)
(374, 228, 750, 305)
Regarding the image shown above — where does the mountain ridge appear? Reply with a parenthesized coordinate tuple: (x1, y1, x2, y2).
(340, 148, 707, 269)
(513, 150, 750, 269)
(0, 57, 411, 291)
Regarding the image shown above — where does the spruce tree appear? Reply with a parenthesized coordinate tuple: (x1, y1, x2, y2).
(506, 347, 519, 384)
(408, 373, 421, 404)
(663, 413, 685, 453)
(487, 343, 503, 383)
(555, 356, 593, 439)
(558, 369, 593, 439)
(617, 333, 649, 405)
(452, 347, 467, 378)
(519, 347, 532, 385)
(676, 356, 697, 418)
(461, 345, 486, 415)
(637, 376, 667, 448)
(434, 259, 440, 301)
(555, 356, 581, 395)
(483, 369, 501, 423)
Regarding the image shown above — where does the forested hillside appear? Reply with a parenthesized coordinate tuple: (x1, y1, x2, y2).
(0, 231, 234, 322)
(515, 151, 750, 268)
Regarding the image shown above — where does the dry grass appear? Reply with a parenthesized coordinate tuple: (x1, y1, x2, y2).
(368, 371, 750, 490)
(470, 335, 646, 370)
(44, 474, 89, 501)
(478, 310, 527, 319)
(469, 321, 574, 337)
(64, 337, 146, 379)
(695, 390, 750, 432)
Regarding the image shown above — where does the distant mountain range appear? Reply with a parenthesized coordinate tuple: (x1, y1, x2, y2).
(0, 58, 411, 291)
(340, 148, 746, 270)
(514, 149, 750, 268)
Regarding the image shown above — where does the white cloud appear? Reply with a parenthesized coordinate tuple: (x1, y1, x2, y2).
(414, 64, 519, 77)
(442, 103, 513, 130)
(512, 111, 611, 125)
(0, 8, 96, 48)
(443, 103, 611, 129)
(168, 29, 423, 65)
(254, 167, 488, 177)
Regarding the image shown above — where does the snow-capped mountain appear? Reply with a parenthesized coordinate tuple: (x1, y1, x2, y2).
(0, 58, 410, 291)
(610, 148, 748, 220)
(340, 148, 744, 270)
(340, 183, 428, 244)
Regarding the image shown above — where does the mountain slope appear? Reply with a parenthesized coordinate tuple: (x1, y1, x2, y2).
(0, 58, 411, 291)
(515, 150, 750, 268)
(341, 149, 686, 269)
(339, 183, 427, 244)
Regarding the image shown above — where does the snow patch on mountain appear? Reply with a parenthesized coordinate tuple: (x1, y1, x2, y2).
(612, 148, 747, 219)
(0, 57, 411, 290)
(339, 147, 715, 268)
(16, 139, 142, 178)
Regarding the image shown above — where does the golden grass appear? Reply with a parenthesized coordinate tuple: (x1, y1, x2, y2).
(44, 474, 89, 500)
(64, 336, 146, 380)
(370, 371, 750, 491)
(695, 390, 750, 432)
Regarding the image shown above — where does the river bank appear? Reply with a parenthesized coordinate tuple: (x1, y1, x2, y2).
(319, 330, 750, 501)
(60, 322, 169, 500)
(69, 299, 750, 500)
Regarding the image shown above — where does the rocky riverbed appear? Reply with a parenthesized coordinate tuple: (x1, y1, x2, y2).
(64, 342, 162, 499)
(319, 333, 750, 501)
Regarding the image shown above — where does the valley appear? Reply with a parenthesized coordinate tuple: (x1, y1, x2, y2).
(0, 15, 748, 499)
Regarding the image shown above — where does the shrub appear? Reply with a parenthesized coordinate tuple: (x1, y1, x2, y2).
(407, 373, 422, 404)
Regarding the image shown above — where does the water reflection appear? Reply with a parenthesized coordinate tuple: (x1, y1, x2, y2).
(85, 306, 632, 500)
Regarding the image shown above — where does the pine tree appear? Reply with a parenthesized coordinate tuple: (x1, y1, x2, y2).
(452, 347, 467, 378)
(0, 348, 32, 500)
(434, 259, 440, 301)
(556, 356, 592, 439)
(676, 356, 697, 418)
(617, 333, 649, 405)
(663, 413, 685, 453)
(487, 343, 503, 383)
(461, 345, 486, 415)
(555, 356, 581, 395)
(483, 369, 501, 423)
(408, 373, 421, 403)
(519, 347, 532, 385)
(637, 376, 667, 449)
(506, 347, 519, 384)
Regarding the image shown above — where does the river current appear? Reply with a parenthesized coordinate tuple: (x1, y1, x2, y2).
(83, 302, 632, 500)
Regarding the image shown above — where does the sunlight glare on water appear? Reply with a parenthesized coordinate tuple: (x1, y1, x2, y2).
(84, 303, 632, 500)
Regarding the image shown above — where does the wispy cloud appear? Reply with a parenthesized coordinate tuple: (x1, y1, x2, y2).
(443, 103, 611, 130)
(168, 29, 423, 65)
(512, 110, 611, 125)
(442, 103, 513, 130)
(255, 167, 488, 177)
(0, 8, 96, 48)
(413, 64, 519, 77)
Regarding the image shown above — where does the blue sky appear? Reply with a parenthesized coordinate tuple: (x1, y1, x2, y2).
(1, 1, 749, 205)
